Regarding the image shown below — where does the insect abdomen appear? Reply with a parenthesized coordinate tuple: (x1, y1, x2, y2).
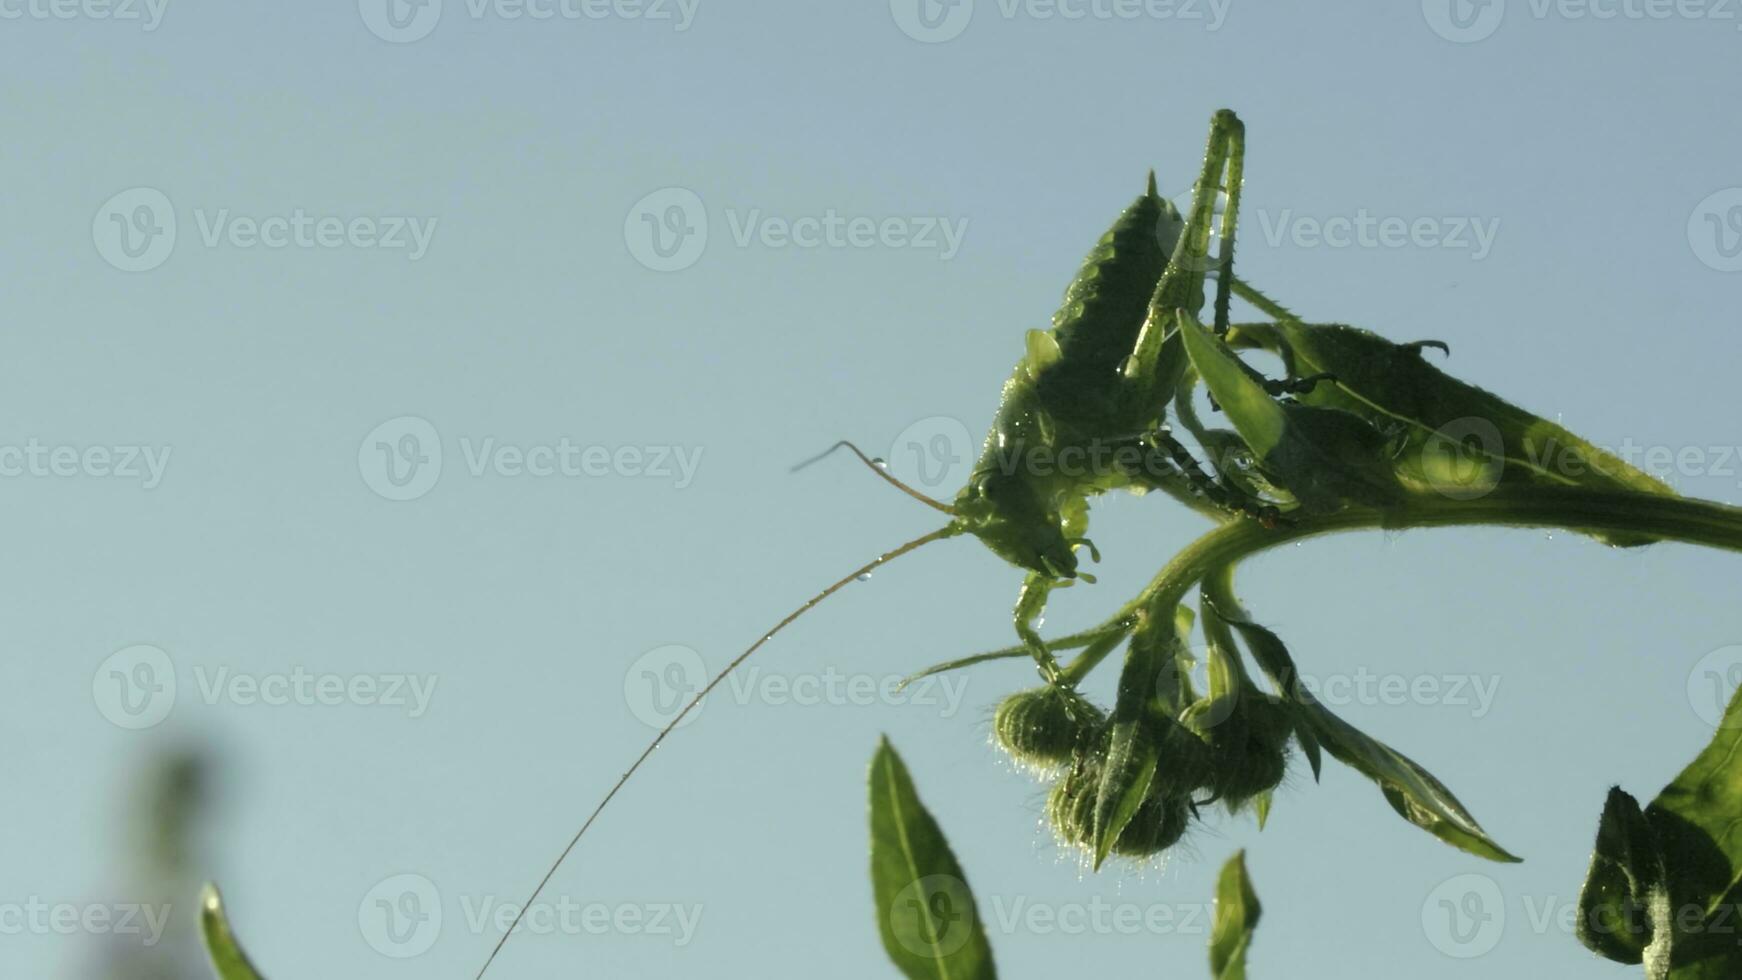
(1047, 183, 1175, 376)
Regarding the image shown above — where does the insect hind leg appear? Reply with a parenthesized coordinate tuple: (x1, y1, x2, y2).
(1151, 110, 1246, 335)
(1146, 428, 1286, 528)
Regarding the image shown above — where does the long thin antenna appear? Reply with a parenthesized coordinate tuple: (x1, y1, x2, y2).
(791, 440, 958, 515)
(473, 522, 961, 980)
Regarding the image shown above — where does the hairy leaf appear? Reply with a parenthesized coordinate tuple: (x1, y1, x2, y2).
(1231, 321, 1673, 542)
(1646, 684, 1742, 976)
(1093, 619, 1174, 868)
(1217, 610, 1519, 863)
(869, 738, 997, 980)
(1577, 788, 1671, 974)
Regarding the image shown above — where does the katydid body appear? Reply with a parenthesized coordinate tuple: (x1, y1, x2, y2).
(475, 109, 1267, 977)
(951, 109, 1258, 681)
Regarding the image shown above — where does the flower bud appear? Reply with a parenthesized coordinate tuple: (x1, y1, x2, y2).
(994, 685, 1105, 771)
(1109, 791, 1191, 858)
(1046, 735, 1196, 860)
(1206, 693, 1293, 807)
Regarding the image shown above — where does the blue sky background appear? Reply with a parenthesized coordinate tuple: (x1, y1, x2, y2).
(3, 1, 1741, 977)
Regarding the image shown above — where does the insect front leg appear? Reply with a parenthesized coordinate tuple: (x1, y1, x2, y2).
(1014, 574, 1064, 683)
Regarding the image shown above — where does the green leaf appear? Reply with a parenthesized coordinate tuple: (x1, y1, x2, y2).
(1092, 716, 1161, 870)
(895, 625, 1129, 692)
(199, 884, 268, 980)
(1294, 719, 1324, 782)
(1572, 685, 1742, 977)
(1252, 792, 1273, 830)
(869, 738, 997, 980)
(1178, 312, 1401, 513)
(1177, 310, 1286, 458)
(1230, 321, 1674, 543)
(1209, 851, 1262, 980)
(1645, 683, 1742, 976)
(1576, 788, 1672, 975)
(1092, 621, 1172, 869)
(1218, 611, 1519, 863)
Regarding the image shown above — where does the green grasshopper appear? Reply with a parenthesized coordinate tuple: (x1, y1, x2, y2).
(475, 109, 1296, 978)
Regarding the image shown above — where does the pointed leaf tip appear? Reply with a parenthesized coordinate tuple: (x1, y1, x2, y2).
(869, 740, 996, 980)
(199, 883, 269, 980)
(1210, 851, 1262, 980)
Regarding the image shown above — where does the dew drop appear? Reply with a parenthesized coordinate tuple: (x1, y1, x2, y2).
(871, 457, 888, 470)
(856, 572, 873, 582)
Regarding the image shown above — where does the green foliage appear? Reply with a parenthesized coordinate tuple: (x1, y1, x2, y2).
(1209, 851, 1262, 980)
(1578, 685, 1742, 977)
(1229, 320, 1673, 543)
(1210, 598, 1519, 863)
(1178, 311, 1402, 512)
(1579, 788, 1673, 974)
(872, 740, 1264, 979)
(869, 738, 997, 980)
(199, 884, 268, 980)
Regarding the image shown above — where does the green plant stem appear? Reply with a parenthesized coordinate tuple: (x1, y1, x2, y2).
(1060, 487, 1742, 684)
